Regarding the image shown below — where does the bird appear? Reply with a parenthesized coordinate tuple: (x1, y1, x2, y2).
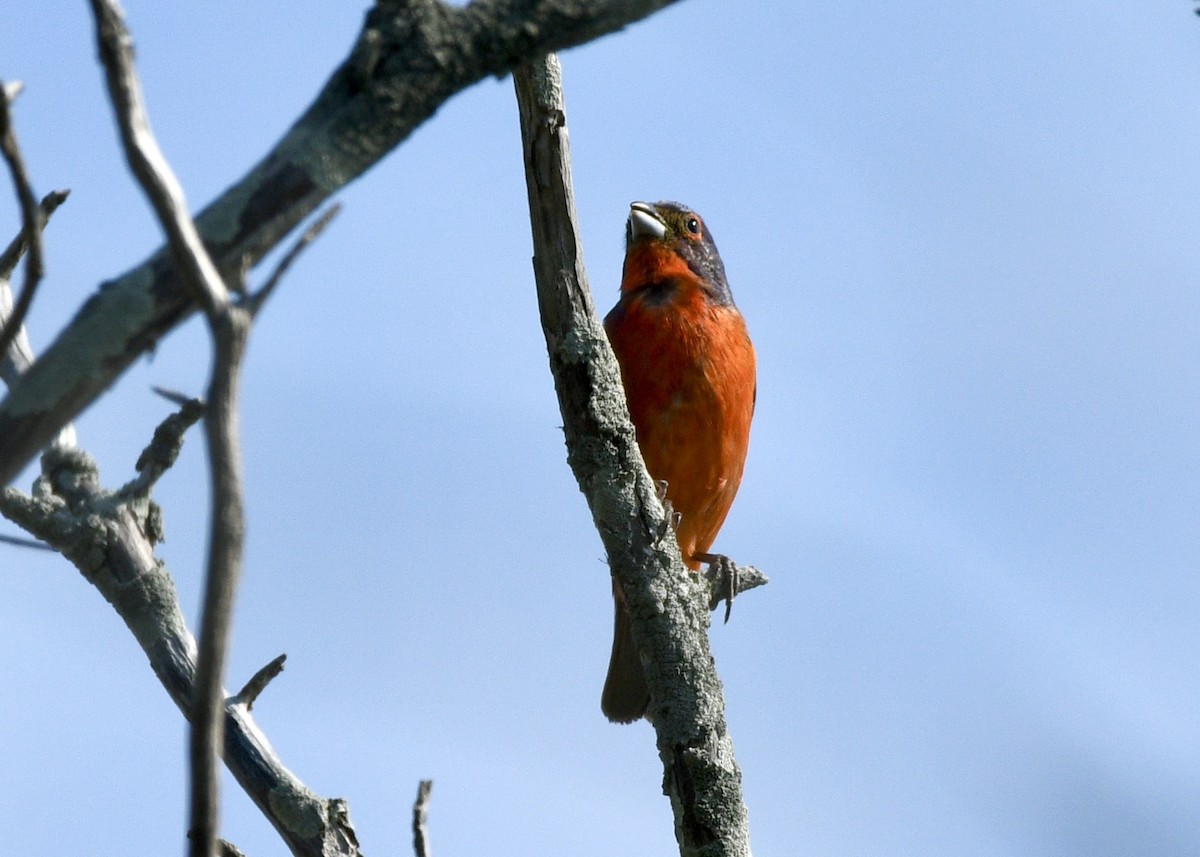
(600, 200, 756, 723)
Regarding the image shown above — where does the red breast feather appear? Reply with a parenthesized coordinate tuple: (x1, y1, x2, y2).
(604, 264, 755, 567)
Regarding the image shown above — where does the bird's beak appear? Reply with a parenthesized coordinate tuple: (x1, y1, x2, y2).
(628, 202, 667, 241)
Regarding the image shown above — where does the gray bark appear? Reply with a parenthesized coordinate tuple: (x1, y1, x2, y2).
(0, 440, 361, 857)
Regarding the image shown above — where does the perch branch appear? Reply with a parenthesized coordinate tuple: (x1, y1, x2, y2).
(513, 54, 753, 856)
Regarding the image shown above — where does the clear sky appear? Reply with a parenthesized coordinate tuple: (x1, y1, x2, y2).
(3, 2, 1199, 855)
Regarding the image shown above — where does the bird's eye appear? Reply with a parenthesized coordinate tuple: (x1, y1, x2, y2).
(685, 217, 701, 235)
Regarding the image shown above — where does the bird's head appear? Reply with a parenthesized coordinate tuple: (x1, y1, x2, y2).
(621, 201, 733, 306)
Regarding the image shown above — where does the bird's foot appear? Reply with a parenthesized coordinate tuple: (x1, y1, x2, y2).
(695, 552, 739, 624)
(654, 480, 682, 542)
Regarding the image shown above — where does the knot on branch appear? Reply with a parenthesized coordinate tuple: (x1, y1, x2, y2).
(321, 798, 361, 854)
(354, 0, 462, 88)
(267, 787, 360, 852)
(38, 444, 100, 509)
(667, 740, 720, 848)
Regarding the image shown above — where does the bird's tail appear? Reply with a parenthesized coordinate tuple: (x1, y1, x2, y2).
(601, 591, 650, 723)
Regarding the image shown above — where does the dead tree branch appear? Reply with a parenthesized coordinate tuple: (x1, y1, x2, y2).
(0, 0, 684, 487)
(0, 113, 75, 453)
(0, 81, 47, 369)
(0, 58, 353, 853)
(0, 166, 356, 854)
(0, 429, 362, 857)
(246, 203, 341, 317)
(89, 3, 252, 853)
(0, 189, 68, 288)
(0, 190, 67, 386)
(513, 54, 753, 856)
(232, 653, 287, 711)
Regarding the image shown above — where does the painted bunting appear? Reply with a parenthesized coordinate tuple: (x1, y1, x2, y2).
(601, 201, 756, 723)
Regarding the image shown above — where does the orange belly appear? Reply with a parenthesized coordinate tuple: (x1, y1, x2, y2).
(604, 287, 756, 567)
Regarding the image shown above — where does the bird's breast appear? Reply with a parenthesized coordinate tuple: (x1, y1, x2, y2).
(604, 286, 756, 561)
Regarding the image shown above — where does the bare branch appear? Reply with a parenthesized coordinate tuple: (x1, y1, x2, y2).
(412, 780, 433, 857)
(88, 0, 228, 316)
(0, 85, 51, 373)
(0, 187, 76, 457)
(189, 292, 251, 857)
(0, 79, 347, 853)
(152, 385, 198, 407)
(246, 203, 342, 318)
(0, 444, 363, 857)
(88, 4, 252, 854)
(117, 394, 205, 500)
(232, 653, 287, 711)
(0, 0, 686, 488)
(513, 54, 753, 856)
(0, 189, 68, 285)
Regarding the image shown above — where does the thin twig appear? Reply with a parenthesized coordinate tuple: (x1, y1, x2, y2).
(412, 780, 433, 857)
(0, 191, 68, 387)
(0, 189, 69, 283)
(0, 82, 48, 370)
(232, 653, 286, 711)
(0, 531, 53, 550)
(190, 309, 250, 846)
(88, 4, 243, 856)
(0, 188, 75, 453)
(90, 8, 339, 853)
(88, 0, 228, 315)
(245, 203, 342, 317)
(152, 385, 200, 407)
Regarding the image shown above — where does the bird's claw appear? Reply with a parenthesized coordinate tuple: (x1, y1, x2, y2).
(654, 480, 681, 542)
(696, 552, 739, 623)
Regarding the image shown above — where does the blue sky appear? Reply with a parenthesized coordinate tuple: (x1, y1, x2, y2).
(3, 2, 1200, 855)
